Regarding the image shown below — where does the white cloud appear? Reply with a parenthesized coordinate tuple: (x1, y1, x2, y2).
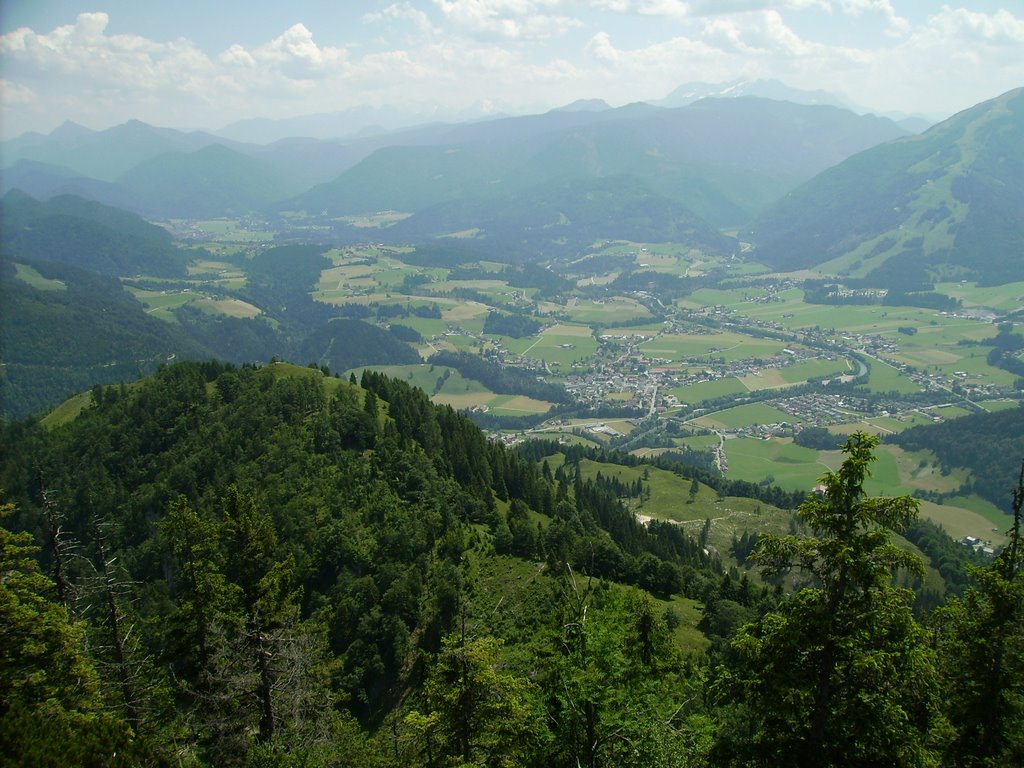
(925, 5, 1024, 46)
(243, 23, 349, 79)
(433, 0, 583, 40)
(839, 0, 908, 35)
(699, 10, 814, 56)
(828, 6, 1024, 114)
(0, 13, 212, 90)
(591, 0, 830, 16)
(585, 31, 623, 64)
(0, 79, 36, 107)
(363, 3, 439, 34)
(1, 4, 1021, 138)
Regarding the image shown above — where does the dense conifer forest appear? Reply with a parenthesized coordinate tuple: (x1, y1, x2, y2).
(1, 360, 1022, 767)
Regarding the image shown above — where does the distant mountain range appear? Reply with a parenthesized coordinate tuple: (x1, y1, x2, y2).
(1, 95, 909, 236)
(4, 85, 1020, 284)
(288, 96, 908, 244)
(747, 87, 1024, 286)
(655, 78, 853, 110)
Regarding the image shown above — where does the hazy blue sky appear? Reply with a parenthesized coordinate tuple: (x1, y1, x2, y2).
(2, 1, 1021, 138)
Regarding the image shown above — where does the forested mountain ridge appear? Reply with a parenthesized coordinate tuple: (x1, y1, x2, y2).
(0, 360, 727, 765)
(889, 404, 1024, 508)
(0, 216, 420, 420)
(0, 254, 215, 417)
(747, 87, 1024, 286)
(2, 361, 1022, 766)
(115, 143, 303, 219)
(0, 191, 187, 278)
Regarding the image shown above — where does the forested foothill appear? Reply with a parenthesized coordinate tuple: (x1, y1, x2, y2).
(1, 364, 1022, 766)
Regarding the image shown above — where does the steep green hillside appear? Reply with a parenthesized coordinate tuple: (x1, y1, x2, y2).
(0, 361, 732, 765)
(888, 405, 1024, 510)
(1, 363, 1019, 766)
(748, 87, 1024, 286)
(0, 191, 186, 277)
(0, 255, 213, 418)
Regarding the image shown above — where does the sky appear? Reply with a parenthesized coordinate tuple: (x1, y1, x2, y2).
(1, 1, 1022, 139)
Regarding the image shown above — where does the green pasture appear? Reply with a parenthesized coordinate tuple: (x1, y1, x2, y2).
(430, 278, 514, 298)
(721, 260, 772, 277)
(349, 364, 456, 395)
(433, 334, 483, 354)
(692, 402, 793, 429)
(596, 323, 665, 341)
(830, 412, 934, 435)
(714, 291, 974, 341)
(670, 377, 748, 405)
(185, 219, 276, 242)
(916, 351, 1019, 387)
(394, 316, 449, 340)
(878, 445, 964, 494)
(641, 331, 787, 363)
(529, 431, 604, 448)
(929, 404, 973, 420)
(40, 391, 92, 429)
(486, 394, 555, 416)
(661, 596, 710, 653)
(434, 369, 492, 396)
(713, 440, 935, 500)
(15, 262, 67, 291)
(937, 280, 1024, 312)
(583, 457, 798, 568)
(577, 459, 715, 524)
(721, 437, 830, 490)
(976, 399, 1021, 412)
(564, 297, 653, 324)
(680, 287, 748, 310)
(916, 500, 1006, 546)
(505, 330, 599, 368)
(942, 494, 1014, 534)
(858, 358, 920, 394)
(127, 288, 194, 321)
(673, 433, 721, 451)
(337, 211, 412, 228)
(778, 357, 853, 384)
(186, 259, 244, 277)
(369, 265, 424, 289)
(718, 437, 905, 497)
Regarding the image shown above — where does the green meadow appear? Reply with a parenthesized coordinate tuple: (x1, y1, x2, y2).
(937, 280, 1024, 312)
(857, 358, 921, 394)
(564, 297, 654, 324)
(669, 377, 748, 404)
(641, 332, 787, 363)
(15, 262, 67, 291)
(721, 437, 831, 490)
(692, 402, 794, 429)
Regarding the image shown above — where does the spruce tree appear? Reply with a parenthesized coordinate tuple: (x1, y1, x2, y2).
(715, 433, 943, 767)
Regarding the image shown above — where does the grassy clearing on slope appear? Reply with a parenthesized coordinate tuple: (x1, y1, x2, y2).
(721, 437, 829, 491)
(14, 262, 66, 291)
(917, 500, 1006, 547)
(40, 391, 93, 429)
